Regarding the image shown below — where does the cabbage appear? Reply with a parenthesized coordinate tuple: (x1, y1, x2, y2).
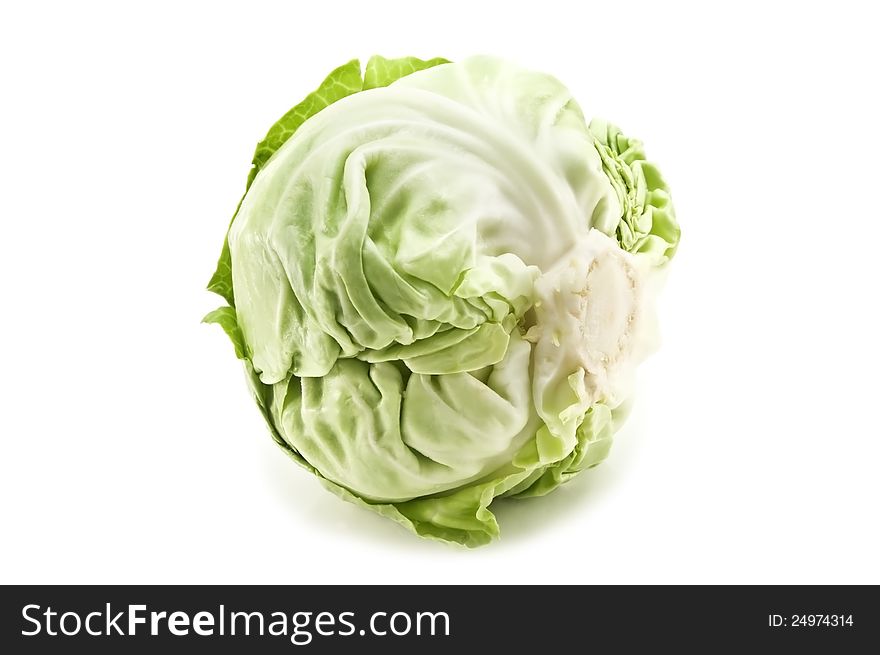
(205, 56, 679, 546)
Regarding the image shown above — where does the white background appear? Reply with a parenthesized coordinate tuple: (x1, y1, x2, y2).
(2, 1, 878, 584)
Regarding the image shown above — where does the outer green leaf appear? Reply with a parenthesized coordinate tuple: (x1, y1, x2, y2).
(250, 59, 364, 180)
(202, 306, 247, 359)
(206, 234, 235, 306)
(363, 55, 449, 90)
(207, 59, 365, 305)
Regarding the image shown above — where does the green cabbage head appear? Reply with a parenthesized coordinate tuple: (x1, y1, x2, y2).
(205, 55, 679, 546)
